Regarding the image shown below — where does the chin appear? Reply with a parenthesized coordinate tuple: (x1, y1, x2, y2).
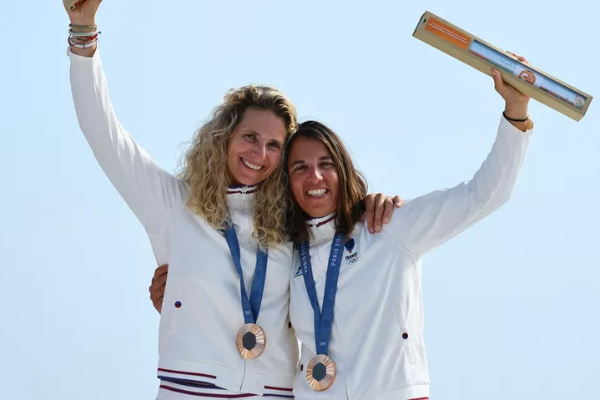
(303, 207, 333, 218)
(235, 174, 265, 186)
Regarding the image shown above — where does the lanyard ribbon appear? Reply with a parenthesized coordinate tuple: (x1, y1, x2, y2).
(222, 222, 268, 324)
(298, 233, 344, 355)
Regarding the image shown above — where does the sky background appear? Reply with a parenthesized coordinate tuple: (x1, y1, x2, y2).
(1, 1, 598, 399)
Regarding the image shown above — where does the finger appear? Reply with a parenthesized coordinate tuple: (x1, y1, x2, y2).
(150, 288, 166, 308)
(392, 195, 404, 208)
(150, 274, 168, 297)
(152, 264, 169, 281)
(364, 194, 376, 233)
(151, 282, 165, 302)
(382, 197, 394, 224)
(492, 69, 505, 94)
(157, 264, 169, 274)
(371, 194, 386, 232)
(508, 51, 528, 63)
(151, 271, 165, 286)
(152, 296, 164, 314)
(150, 291, 164, 302)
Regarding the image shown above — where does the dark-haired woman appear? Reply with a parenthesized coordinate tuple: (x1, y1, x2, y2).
(285, 69, 533, 400)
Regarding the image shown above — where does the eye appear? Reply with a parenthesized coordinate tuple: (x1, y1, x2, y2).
(268, 141, 282, 151)
(244, 133, 257, 142)
(292, 165, 307, 173)
(321, 161, 335, 169)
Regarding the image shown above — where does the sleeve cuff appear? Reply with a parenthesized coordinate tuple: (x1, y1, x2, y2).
(66, 45, 99, 61)
(500, 113, 535, 135)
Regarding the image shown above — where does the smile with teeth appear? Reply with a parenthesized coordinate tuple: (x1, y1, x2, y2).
(307, 189, 328, 197)
(242, 158, 263, 171)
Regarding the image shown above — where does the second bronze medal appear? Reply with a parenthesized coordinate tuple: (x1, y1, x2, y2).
(236, 323, 267, 359)
(306, 354, 336, 391)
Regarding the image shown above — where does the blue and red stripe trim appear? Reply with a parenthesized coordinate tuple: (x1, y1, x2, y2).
(159, 384, 294, 398)
(305, 214, 336, 227)
(159, 385, 257, 398)
(158, 367, 217, 380)
(157, 368, 293, 398)
(226, 184, 258, 195)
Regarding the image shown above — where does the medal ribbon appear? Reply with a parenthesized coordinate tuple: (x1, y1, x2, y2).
(222, 222, 268, 324)
(298, 233, 344, 355)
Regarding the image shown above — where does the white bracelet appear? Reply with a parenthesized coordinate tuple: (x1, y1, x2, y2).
(70, 39, 98, 49)
(69, 30, 99, 37)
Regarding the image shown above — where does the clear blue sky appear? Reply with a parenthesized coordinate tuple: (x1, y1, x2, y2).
(1, 1, 598, 399)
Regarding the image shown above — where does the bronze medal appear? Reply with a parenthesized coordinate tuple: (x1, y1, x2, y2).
(306, 354, 336, 391)
(236, 323, 266, 359)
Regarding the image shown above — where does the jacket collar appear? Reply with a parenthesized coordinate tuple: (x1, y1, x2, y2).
(306, 213, 337, 244)
(226, 184, 257, 212)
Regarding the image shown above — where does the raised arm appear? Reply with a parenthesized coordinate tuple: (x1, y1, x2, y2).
(66, 1, 183, 246)
(385, 68, 534, 257)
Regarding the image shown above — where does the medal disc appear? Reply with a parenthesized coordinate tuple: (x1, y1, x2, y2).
(236, 323, 266, 359)
(306, 354, 336, 391)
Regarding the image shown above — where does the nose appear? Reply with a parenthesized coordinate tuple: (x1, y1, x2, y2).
(307, 166, 323, 182)
(252, 142, 267, 161)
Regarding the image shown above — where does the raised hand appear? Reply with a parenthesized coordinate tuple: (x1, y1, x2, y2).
(492, 52, 532, 127)
(65, 0, 102, 25)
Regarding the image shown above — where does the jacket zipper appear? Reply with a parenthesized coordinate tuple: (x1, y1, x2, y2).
(241, 185, 248, 212)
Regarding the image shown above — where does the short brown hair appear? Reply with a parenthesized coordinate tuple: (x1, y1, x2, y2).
(282, 120, 368, 244)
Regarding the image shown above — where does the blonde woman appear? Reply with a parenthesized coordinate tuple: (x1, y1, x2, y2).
(65, 1, 400, 399)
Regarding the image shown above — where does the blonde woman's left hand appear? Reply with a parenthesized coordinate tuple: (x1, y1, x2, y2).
(362, 193, 404, 234)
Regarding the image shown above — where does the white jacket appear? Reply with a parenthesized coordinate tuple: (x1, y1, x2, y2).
(68, 49, 298, 397)
(289, 116, 533, 400)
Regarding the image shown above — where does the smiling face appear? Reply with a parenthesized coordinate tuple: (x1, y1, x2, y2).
(226, 107, 287, 186)
(287, 137, 340, 218)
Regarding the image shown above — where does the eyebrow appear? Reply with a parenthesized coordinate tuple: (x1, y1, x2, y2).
(291, 155, 333, 166)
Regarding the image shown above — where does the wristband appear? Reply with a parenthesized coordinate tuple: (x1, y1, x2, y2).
(503, 111, 528, 122)
(68, 37, 98, 48)
(69, 23, 97, 30)
(69, 30, 100, 37)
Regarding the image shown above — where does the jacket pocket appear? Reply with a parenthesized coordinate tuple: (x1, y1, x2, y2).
(399, 303, 416, 365)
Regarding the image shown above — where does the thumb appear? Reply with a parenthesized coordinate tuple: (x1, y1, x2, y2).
(492, 69, 505, 95)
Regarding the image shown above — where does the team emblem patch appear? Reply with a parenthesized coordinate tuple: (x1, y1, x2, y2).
(344, 238, 358, 265)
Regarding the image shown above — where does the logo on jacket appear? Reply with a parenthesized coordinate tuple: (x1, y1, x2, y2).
(344, 237, 359, 265)
(294, 265, 304, 278)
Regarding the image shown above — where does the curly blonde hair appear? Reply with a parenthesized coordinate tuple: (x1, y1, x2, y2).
(180, 85, 297, 248)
